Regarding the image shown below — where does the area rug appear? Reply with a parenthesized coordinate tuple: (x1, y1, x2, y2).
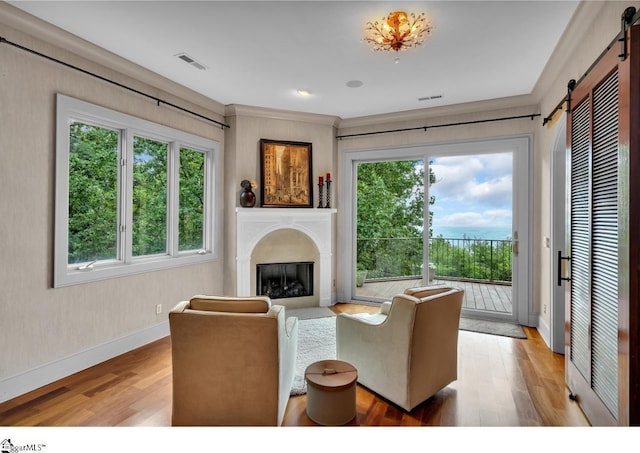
(290, 316, 336, 395)
(286, 307, 336, 320)
(459, 317, 527, 339)
(288, 312, 526, 396)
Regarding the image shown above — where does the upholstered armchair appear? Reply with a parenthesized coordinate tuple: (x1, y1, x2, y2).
(168, 295, 298, 426)
(336, 285, 464, 411)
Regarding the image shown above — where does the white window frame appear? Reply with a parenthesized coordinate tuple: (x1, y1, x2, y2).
(54, 94, 220, 287)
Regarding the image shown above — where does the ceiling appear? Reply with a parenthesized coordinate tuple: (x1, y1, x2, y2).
(8, 1, 580, 119)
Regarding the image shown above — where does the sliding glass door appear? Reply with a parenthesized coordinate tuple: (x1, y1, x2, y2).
(343, 136, 530, 324)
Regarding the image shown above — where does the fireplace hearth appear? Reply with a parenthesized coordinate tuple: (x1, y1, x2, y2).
(257, 262, 313, 299)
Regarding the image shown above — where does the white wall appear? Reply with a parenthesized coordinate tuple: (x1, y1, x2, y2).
(0, 5, 226, 402)
(223, 106, 338, 299)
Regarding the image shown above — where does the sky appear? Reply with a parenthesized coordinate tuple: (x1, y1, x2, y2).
(429, 152, 513, 229)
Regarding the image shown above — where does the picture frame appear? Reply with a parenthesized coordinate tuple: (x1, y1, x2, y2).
(260, 139, 313, 208)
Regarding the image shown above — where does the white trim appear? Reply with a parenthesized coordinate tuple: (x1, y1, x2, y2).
(537, 313, 552, 350)
(225, 104, 340, 127)
(236, 208, 337, 307)
(550, 113, 568, 354)
(0, 321, 169, 404)
(338, 99, 538, 129)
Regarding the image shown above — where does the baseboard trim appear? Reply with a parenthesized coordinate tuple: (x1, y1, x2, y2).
(0, 320, 170, 404)
(537, 314, 551, 349)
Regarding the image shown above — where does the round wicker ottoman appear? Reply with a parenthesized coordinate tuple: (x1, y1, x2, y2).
(305, 359, 357, 425)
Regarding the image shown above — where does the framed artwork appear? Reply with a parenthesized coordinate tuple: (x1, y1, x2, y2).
(260, 139, 313, 207)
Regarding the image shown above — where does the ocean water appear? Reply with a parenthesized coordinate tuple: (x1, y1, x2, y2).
(431, 225, 512, 241)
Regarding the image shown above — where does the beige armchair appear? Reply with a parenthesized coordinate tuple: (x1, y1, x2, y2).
(336, 285, 463, 411)
(168, 295, 298, 426)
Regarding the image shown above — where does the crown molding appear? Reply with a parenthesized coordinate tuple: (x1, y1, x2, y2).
(337, 94, 538, 129)
(0, 2, 226, 117)
(225, 104, 340, 127)
(531, 0, 609, 104)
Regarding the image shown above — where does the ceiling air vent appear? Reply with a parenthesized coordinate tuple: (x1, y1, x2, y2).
(175, 53, 207, 70)
(418, 94, 443, 101)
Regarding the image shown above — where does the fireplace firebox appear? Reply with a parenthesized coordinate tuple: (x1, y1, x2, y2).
(256, 262, 314, 299)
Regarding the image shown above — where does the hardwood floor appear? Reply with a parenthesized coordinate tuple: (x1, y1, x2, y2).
(0, 303, 589, 428)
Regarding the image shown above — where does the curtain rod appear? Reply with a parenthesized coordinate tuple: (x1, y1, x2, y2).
(0, 36, 230, 130)
(542, 6, 639, 126)
(336, 113, 540, 140)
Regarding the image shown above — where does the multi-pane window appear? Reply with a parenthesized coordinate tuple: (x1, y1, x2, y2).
(55, 94, 219, 287)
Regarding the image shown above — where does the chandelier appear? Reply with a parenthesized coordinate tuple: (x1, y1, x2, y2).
(364, 10, 431, 52)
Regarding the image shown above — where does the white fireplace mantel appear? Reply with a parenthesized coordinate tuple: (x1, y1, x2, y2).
(236, 208, 337, 306)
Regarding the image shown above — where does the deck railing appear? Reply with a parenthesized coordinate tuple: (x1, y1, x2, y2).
(357, 236, 513, 284)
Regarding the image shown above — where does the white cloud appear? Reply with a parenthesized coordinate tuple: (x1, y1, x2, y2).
(428, 153, 513, 226)
(470, 175, 512, 206)
(438, 212, 487, 226)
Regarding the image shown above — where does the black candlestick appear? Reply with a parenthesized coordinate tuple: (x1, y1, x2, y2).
(318, 183, 324, 208)
(325, 180, 331, 208)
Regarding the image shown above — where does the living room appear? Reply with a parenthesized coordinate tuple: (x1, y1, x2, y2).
(1, 0, 639, 443)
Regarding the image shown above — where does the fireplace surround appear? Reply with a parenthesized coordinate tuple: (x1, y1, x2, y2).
(236, 208, 336, 306)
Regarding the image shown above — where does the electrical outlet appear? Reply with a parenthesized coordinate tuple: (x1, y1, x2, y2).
(156, 304, 162, 315)
(543, 304, 547, 315)
(544, 237, 550, 248)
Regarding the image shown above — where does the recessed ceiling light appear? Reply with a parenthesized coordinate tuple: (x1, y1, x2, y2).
(297, 89, 312, 96)
(346, 80, 363, 88)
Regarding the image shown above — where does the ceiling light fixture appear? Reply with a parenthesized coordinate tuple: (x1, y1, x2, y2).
(364, 10, 431, 52)
(297, 89, 312, 97)
(346, 80, 363, 88)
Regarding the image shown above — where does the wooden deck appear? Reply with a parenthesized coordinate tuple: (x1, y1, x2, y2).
(355, 278, 513, 314)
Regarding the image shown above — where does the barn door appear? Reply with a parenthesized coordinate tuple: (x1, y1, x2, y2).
(565, 24, 639, 426)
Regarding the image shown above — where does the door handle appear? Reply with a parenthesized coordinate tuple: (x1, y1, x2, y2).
(557, 250, 571, 286)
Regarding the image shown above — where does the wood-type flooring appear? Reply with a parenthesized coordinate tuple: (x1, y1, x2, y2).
(0, 303, 588, 428)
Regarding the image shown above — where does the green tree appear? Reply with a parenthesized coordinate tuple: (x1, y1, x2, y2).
(68, 122, 118, 263)
(429, 236, 512, 282)
(132, 136, 168, 256)
(179, 148, 205, 251)
(356, 160, 434, 277)
(67, 122, 207, 266)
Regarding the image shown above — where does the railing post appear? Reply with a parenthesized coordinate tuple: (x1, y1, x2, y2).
(490, 240, 494, 281)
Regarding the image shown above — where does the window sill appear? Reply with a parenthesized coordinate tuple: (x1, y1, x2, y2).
(53, 252, 217, 288)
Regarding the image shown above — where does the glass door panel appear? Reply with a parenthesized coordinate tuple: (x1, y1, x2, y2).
(355, 159, 425, 301)
(429, 152, 514, 318)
